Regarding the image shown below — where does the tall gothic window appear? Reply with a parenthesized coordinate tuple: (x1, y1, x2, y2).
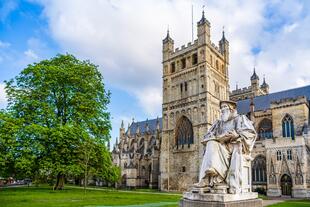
(181, 58, 186, 69)
(138, 138, 144, 154)
(287, 149, 292, 160)
(175, 116, 194, 149)
(252, 155, 267, 184)
(282, 114, 295, 139)
(277, 150, 282, 161)
(258, 118, 273, 140)
(170, 62, 175, 73)
(192, 53, 198, 65)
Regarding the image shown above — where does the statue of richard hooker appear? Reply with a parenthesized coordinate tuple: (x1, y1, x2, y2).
(194, 100, 257, 194)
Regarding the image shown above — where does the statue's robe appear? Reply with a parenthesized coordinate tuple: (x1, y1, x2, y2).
(199, 114, 256, 193)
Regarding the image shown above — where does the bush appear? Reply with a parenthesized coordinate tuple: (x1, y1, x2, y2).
(254, 187, 266, 195)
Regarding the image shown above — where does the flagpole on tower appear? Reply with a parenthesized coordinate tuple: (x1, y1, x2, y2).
(191, 4, 194, 42)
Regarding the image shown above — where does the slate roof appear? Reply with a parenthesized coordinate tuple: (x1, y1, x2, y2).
(127, 118, 162, 135)
(237, 85, 310, 114)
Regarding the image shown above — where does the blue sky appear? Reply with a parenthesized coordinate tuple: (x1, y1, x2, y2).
(1, 0, 310, 148)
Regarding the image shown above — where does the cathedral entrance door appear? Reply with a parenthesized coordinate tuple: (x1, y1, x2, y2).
(280, 174, 292, 196)
(122, 174, 127, 187)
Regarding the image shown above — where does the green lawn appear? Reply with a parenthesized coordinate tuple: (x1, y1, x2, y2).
(1, 186, 309, 207)
(0, 186, 181, 207)
(268, 200, 310, 207)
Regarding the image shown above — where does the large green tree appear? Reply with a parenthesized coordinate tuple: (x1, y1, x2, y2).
(2, 54, 119, 189)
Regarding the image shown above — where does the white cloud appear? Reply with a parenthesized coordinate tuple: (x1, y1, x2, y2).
(134, 87, 162, 116)
(283, 23, 299, 34)
(33, 0, 310, 115)
(24, 49, 39, 59)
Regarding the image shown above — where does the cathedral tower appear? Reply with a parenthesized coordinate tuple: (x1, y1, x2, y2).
(160, 10, 230, 191)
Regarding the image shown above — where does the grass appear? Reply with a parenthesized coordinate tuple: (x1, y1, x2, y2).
(0, 186, 181, 207)
(1, 186, 309, 207)
(268, 199, 310, 207)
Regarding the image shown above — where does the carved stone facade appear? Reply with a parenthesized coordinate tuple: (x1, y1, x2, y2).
(112, 118, 162, 188)
(241, 90, 310, 198)
(160, 11, 229, 192)
(112, 11, 310, 198)
(230, 69, 269, 102)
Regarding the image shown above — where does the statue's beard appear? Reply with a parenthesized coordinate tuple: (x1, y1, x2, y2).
(221, 110, 230, 122)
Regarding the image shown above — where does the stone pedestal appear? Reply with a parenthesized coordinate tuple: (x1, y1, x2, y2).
(179, 189, 262, 207)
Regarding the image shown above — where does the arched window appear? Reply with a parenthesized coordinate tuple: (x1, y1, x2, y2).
(129, 145, 134, 153)
(282, 114, 295, 139)
(149, 136, 156, 146)
(287, 149, 292, 160)
(175, 116, 194, 149)
(192, 53, 198, 65)
(258, 118, 273, 140)
(138, 138, 144, 154)
(181, 58, 186, 69)
(277, 150, 282, 161)
(170, 62, 175, 73)
(252, 155, 267, 184)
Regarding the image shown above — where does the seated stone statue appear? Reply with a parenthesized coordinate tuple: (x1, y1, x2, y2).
(194, 100, 256, 194)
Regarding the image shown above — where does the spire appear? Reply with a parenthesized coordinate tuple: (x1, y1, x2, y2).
(198, 7, 207, 25)
(261, 75, 269, 90)
(156, 116, 160, 130)
(219, 25, 228, 55)
(202, 7, 205, 19)
(222, 26, 226, 40)
(136, 123, 140, 134)
(145, 118, 149, 131)
(163, 27, 173, 43)
(166, 28, 170, 38)
(121, 120, 124, 128)
(251, 67, 259, 80)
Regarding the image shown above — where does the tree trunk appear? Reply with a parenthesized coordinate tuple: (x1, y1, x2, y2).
(84, 168, 88, 194)
(53, 172, 65, 190)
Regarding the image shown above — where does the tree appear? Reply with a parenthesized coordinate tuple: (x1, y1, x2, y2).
(3, 54, 118, 189)
(78, 135, 120, 192)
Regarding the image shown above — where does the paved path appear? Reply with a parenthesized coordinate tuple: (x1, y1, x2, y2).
(262, 200, 284, 207)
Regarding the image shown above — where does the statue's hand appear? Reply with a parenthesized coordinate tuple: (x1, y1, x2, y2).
(217, 133, 231, 144)
(227, 130, 239, 141)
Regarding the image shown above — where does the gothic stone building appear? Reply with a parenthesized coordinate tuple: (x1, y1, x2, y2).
(112, 11, 310, 198)
(235, 74, 310, 198)
(112, 118, 162, 189)
(230, 68, 269, 101)
(160, 11, 229, 192)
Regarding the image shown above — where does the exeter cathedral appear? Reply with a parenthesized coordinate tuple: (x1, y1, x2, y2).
(112, 11, 310, 198)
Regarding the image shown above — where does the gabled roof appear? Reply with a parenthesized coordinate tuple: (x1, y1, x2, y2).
(237, 85, 310, 114)
(127, 118, 162, 135)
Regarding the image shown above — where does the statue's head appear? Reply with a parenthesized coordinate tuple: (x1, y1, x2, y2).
(220, 100, 237, 122)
